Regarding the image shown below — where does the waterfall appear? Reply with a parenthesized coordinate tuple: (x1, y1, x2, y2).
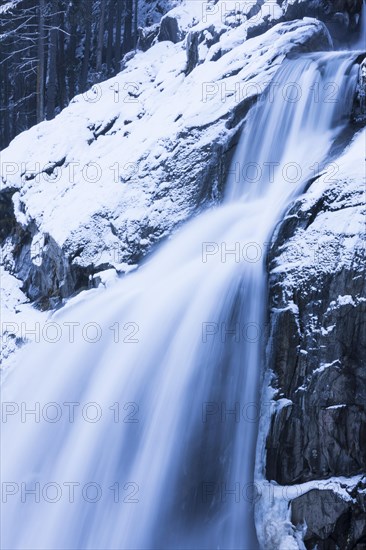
(1, 52, 359, 550)
(356, 0, 366, 50)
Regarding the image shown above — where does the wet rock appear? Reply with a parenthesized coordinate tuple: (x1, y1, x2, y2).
(138, 24, 160, 51)
(353, 58, 366, 123)
(292, 489, 351, 540)
(157, 2, 201, 43)
(158, 13, 183, 43)
(291, 480, 366, 548)
(185, 25, 225, 74)
(264, 130, 366, 547)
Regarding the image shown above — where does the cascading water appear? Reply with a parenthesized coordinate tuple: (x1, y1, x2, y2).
(356, 0, 366, 49)
(1, 52, 359, 550)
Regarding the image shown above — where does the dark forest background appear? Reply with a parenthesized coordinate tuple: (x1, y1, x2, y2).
(0, 0, 142, 150)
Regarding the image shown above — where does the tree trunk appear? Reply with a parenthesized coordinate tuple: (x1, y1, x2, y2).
(96, 0, 106, 73)
(134, 0, 138, 50)
(46, 0, 58, 120)
(123, 0, 133, 54)
(37, 0, 45, 123)
(106, 0, 114, 74)
(57, 4, 67, 108)
(80, 0, 92, 91)
(0, 64, 10, 147)
(67, 1, 77, 99)
(115, 0, 122, 71)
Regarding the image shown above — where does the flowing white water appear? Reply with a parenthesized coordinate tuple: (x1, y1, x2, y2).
(356, 0, 366, 49)
(0, 53, 359, 550)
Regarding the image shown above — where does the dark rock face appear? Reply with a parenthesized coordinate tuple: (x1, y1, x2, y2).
(281, 0, 363, 38)
(264, 127, 366, 547)
(1, 216, 90, 310)
(158, 13, 183, 43)
(353, 58, 366, 123)
(266, 275, 366, 485)
(245, 0, 364, 43)
(138, 24, 160, 51)
(291, 481, 366, 549)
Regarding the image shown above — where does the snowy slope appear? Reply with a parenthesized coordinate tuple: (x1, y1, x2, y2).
(271, 129, 366, 289)
(0, 3, 331, 304)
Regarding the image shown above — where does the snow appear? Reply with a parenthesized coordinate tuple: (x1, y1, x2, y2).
(329, 295, 355, 308)
(0, 268, 45, 372)
(161, 1, 203, 32)
(1, 13, 329, 277)
(0, 0, 22, 15)
(0, 265, 127, 372)
(271, 129, 366, 287)
(274, 397, 293, 410)
(320, 323, 335, 335)
(0, 268, 29, 314)
(138, 0, 184, 26)
(255, 473, 365, 548)
(263, 1, 283, 21)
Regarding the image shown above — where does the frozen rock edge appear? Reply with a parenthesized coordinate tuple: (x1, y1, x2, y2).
(256, 129, 366, 549)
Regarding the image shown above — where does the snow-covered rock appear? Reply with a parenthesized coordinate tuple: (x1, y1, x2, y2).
(354, 57, 366, 122)
(158, 0, 203, 42)
(258, 128, 366, 548)
(0, 13, 330, 306)
(138, 0, 184, 27)
(0, 268, 45, 371)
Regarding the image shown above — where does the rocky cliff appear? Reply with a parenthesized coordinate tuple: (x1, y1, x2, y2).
(257, 128, 366, 549)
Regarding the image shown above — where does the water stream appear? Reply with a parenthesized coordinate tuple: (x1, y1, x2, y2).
(1, 52, 359, 550)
